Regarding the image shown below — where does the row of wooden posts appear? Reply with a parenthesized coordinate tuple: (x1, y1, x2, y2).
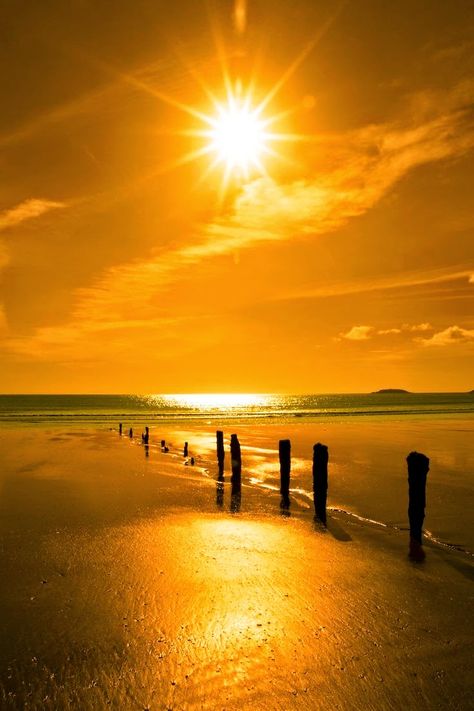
(224, 431, 429, 560)
(119, 423, 430, 560)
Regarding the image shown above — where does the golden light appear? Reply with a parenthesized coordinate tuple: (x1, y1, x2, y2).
(160, 393, 270, 410)
(207, 96, 269, 173)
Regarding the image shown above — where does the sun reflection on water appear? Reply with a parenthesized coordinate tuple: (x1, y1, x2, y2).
(159, 393, 271, 411)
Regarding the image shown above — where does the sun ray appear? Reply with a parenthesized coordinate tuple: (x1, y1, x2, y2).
(256, 3, 346, 113)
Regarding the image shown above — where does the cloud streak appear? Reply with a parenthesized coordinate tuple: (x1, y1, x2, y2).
(418, 326, 474, 346)
(4, 80, 474, 361)
(0, 199, 65, 232)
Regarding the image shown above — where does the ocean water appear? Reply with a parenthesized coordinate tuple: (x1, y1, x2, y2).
(0, 392, 473, 424)
(0, 393, 472, 554)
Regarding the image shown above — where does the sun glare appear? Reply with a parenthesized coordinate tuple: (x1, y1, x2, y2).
(208, 98, 268, 172)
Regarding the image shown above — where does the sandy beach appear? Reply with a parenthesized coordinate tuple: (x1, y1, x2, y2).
(0, 424, 473, 710)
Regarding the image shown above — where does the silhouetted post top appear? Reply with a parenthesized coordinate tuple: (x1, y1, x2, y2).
(119, 423, 122, 435)
(184, 442, 188, 457)
(406, 451, 430, 476)
(313, 443, 329, 465)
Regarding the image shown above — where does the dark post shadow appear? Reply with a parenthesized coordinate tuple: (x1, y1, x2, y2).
(325, 515, 352, 542)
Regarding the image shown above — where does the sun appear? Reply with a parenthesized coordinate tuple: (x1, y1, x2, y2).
(207, 97, 269, 173)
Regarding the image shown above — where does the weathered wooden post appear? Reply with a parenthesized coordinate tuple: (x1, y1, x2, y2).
(279, 439, 291, 506)
(230, 434, 242, 511)
(161, 439, 166, 449)
(183, 442, 188, 457)
(216, 430, 225, 474)
(313, 443, 328, 524)
(407, 451, 430, 561)
(129, 427, 133, 438)
(119, 423, 122, 436)
(142, 426, 149, 445)
(230, 434, 241, 484)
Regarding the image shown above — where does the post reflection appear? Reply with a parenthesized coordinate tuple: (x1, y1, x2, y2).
(216, 475, 224, 508)
(280, 495, 291, 517)
(230, 483, 241, 513)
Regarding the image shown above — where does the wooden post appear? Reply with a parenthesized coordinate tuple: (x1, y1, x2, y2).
(129, 427, 133, 438)
(216, 430, 225, 474)
(161, 439, 166, 448)
(313, 443, 328, 524)
(279, 439, 291, 505)
(407, 451, 430, 560)
(119, 423, 122, 436)
(230, 434, 241, 485)
(183, 442, 188, 457)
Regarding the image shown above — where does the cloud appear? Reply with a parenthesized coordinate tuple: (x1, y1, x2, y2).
(4, 80, 474, 361)
(405, 323, 433, 332)
(0, 199, 65, 232)
(418, 326, 474, 346)
(339, 323, 436, 342)
(0, 198, 66, 277)
(340, 326, 374, 340)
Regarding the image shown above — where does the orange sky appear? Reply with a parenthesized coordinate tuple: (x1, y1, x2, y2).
(0, 0, 473, 393)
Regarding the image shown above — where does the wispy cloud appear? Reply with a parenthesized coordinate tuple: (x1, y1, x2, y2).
(4, 80, 474, 361)
(0, 199, 65, 232)
(277, 268, 473, 302)
(404, 322, 433, 332)
(337, 322, 474, 348)
(338, 323, 437, 342)
(418, 325, 474, 346)
(339, 326, 374, 340)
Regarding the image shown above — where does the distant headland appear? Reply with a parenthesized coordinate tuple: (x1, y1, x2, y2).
(372, 388, 411, 394)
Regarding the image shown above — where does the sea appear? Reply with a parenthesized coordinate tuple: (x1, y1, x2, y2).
(1, 392, 472, 554)
(0, 392, 473, 425)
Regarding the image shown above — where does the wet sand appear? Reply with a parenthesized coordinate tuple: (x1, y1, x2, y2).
(0, 426, 473, 710)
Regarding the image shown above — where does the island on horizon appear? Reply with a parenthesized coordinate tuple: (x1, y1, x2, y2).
(372, 388, 411, 394)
